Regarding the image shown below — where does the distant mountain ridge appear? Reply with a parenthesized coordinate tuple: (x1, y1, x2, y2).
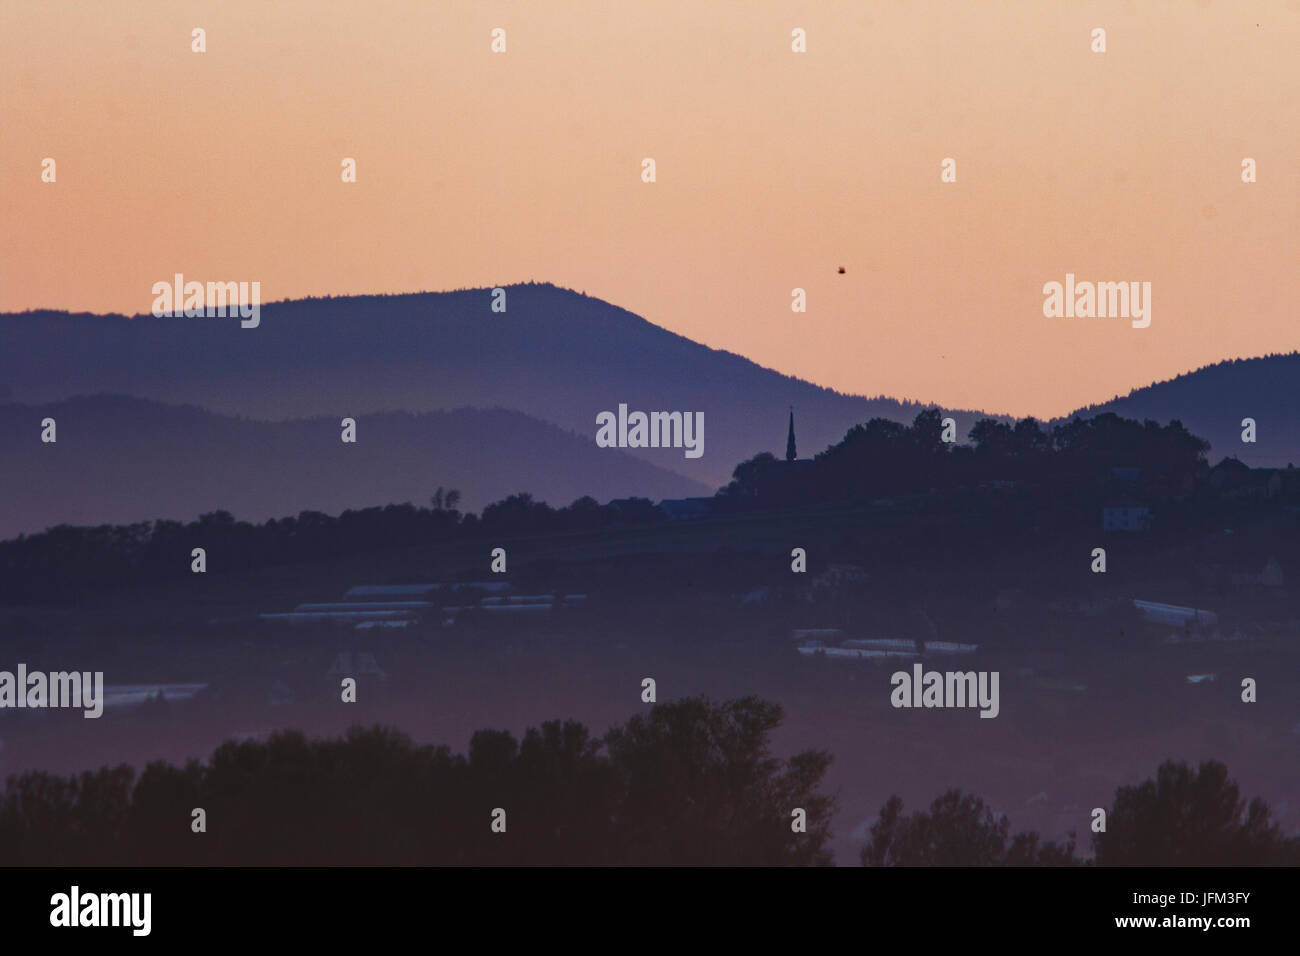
(0, 395, 709, 540)
(1, 286, 1294, 494)
(0, 284, 986, 488)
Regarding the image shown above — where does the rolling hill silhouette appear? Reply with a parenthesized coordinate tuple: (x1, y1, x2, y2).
(1, 285, 1294, 494)
(0, 395, 710, 540)
(0, 284, 979, 488)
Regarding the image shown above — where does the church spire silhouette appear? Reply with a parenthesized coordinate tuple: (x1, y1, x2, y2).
(786, 406, 797, 462)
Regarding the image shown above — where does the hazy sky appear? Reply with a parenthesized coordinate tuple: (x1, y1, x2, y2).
(2, 0, 1296, 417)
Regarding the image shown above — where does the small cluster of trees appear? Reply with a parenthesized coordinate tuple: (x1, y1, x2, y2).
(719, 410, 1212, 508)
(478, 492, 662, 534)
(862, 759, 1299, 866)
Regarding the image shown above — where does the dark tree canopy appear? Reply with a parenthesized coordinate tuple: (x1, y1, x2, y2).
(861, 760, 1298, 866)
(1094, 759, 1300, 866)
(0, 696, 835, 866)
(717, 409, 1216, 509)
(860, 789, 1077, 867)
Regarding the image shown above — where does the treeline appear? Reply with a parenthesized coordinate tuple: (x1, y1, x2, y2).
(0, 697, 834, 866)
(0, 411, 1267, 602)
(0, 696, 1292, 866)
(0, 490, 664, 603)
(864, 759, 1298, 866)
(718, 410, 1216, 508)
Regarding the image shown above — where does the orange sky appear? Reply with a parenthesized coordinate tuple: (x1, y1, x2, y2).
(1, 0, 1296, 417)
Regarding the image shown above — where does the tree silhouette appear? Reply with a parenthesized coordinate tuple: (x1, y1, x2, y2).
(603, 695, 835, 865)
(861, 759, 1298, 866)
(860, 790, 1077, 866)
(1094, 759, 1300, 866)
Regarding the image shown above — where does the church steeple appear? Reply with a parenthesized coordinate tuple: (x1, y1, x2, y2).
(786, 406, 797, 462)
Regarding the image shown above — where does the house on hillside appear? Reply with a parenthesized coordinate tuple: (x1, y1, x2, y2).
(1209, 458, 1253, 495)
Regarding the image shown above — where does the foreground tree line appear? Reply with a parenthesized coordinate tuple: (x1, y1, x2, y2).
(0, 697, 1294, 866)
(863, 758, 1298, 866)
(0, 697, 833, 866)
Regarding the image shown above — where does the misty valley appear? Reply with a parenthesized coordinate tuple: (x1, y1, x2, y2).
(2, 426, 1296, 865)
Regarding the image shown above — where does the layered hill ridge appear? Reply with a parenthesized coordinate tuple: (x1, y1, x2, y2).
(0, 283, 982, 488)
(1, 285, 1295, 508)
(0, 396, 710, 540)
